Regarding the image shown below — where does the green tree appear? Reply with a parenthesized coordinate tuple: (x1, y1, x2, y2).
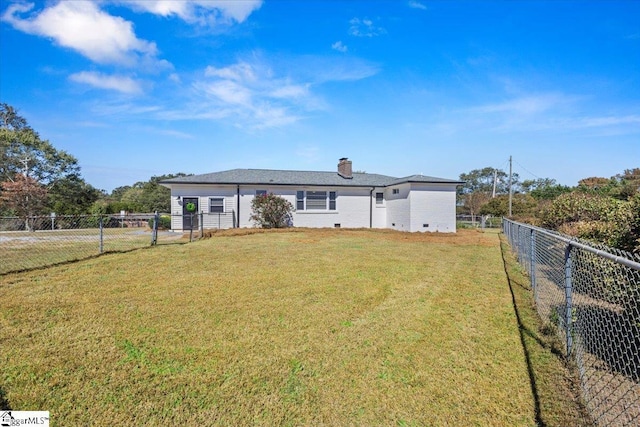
(110, 185, 132, 201)
(458, 167, 521, 221)
(458, 167, 519, 196)
(627, 193, 640, 253)
(613, 168, 640, 200)
(250, 193, 294, 228)
(110, 174, 188, 213)
(520, 178, 573, 200)
(48, 176, 103, 215)
(480, 194, 538, 218)
(0, 103, 80, 185)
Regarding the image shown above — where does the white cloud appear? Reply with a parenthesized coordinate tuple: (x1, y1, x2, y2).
(69, 71, 143, 94)
(269, 84, 310, 99)
(119, 0, 263, 25)
(1, 1, 167, 68)
(332, 41, 348, 52)
(252, 103, 300, 129)
(180, 53, 380, 129)
(195, 59, 304, 127)
(205, 62, 257, 82)
(302, 57, 380, 83)
(450, 91, 640, 136)
(577, 115, 640, 128)
(156, 129, 194, 139)
(349, 17, 386, 37)
(408, 1, 428, 10)
(199, 80, 253, 106)
(469, 94, 576, 116)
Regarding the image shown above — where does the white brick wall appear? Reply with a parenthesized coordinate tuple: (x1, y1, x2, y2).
(408, 183, 457, 233)
(386, 184, 411, 231)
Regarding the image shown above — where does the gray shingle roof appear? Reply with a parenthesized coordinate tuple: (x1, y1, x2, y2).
(160, 169, 463, 188)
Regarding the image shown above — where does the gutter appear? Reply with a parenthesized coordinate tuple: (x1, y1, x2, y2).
(369, 187, 374, 228)
(236, 185, 240, 228)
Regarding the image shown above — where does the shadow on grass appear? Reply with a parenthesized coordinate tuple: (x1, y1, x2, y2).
(0, 242, 190, 277)
(0, 385, 11, 410)
(499, 236, 545, 426)
(498, 234, 593, 427)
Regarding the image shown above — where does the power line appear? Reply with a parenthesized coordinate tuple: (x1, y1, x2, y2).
(513, 158, 542, 180)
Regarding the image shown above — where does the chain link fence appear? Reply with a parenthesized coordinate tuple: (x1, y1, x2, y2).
(0, 212, 237, 275)
(456, 214, 502, 229)
(0, 213, 182, 274)
(503, 218, 640, 426)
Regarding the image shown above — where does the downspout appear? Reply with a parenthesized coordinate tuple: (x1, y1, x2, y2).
(236, 185, 240, 228)
(369, 187, 374, 228)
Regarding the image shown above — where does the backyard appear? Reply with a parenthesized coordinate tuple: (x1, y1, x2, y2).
(0, 228, 586, 426)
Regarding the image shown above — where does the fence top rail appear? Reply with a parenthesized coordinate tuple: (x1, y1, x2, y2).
(503, 218, 640, 271)
(0, 213, 160, 220)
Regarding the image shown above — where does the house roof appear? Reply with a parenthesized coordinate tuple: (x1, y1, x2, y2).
(160, 169, 463, 188)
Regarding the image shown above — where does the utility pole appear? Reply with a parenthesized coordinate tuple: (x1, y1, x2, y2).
(20, 156, 31, 177)
(492, 169, 497, 198)
(508, 155, 513, 217)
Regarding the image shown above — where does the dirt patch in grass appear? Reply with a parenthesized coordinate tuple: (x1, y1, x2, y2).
(205, 226, 495, 246)
(1, 228, 547, 425)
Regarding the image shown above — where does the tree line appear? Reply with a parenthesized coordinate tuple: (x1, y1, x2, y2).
(0, 103, 187, 221)
(457, 166, 640, 253)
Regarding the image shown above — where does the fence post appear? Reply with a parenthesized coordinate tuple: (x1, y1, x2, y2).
(99, 216, 104, 254)
(516, 223, 522, 260)
(564, 244, 574, 356)
(200, 212, 204, 237)
(151, 211, 158, 245)
(530, 229, 537, 294)
(189, 213, 194, 243)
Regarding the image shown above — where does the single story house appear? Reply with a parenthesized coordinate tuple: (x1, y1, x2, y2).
(160, 158, 464, 233)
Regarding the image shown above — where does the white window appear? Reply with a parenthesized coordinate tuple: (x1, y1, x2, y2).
(296, 191, 337, 211)
(392, 188, 400, 195)
(306, 191, 327, 210)
(376, 192, 384, 204)
(209, 198, 224, 213)
(329, 191, 336, 210)
(296, 191, 304, 210)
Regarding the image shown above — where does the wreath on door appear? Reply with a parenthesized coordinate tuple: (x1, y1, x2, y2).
(185, 202, 196, 212)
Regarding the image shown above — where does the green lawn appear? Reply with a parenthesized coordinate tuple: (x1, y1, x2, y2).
(0, 228, 584, 425)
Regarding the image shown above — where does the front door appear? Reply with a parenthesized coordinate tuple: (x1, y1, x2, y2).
(182, 197, 199, 230)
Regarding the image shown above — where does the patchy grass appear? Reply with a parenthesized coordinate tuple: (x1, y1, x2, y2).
(0, 228, 564, 425)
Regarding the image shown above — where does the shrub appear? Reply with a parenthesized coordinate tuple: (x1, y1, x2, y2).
(148, 215, 172, 230)
(541, 192, 635, 251)
(250, 193, 294, 229)
(479, 193, 538, 217)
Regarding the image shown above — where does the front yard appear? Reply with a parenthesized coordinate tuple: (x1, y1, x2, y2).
(0, 228, 583, 425)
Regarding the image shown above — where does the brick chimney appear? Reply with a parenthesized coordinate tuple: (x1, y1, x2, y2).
(337, 157, 353, 179)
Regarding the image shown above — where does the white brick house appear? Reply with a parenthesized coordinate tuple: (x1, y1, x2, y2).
(160, 158, 463, 233)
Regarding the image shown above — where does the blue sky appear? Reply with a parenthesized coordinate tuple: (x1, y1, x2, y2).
(1, 0, 638, 192)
